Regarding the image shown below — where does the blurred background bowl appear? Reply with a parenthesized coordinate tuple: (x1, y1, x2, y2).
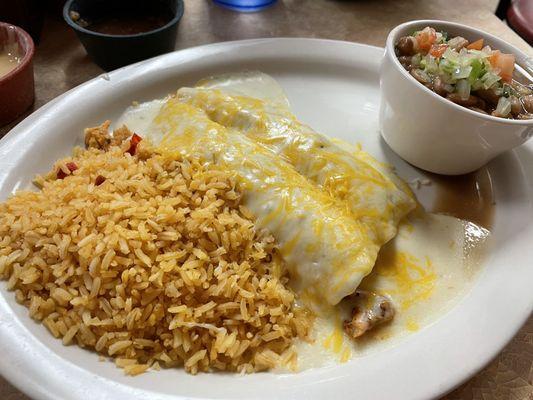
(212, 0, 277, 12)
(0, 1, 45, 44)
(63, 0, 184, 71)
(0, 22, 35, 127)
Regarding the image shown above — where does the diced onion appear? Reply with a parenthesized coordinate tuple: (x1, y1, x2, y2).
(442, 48, 459, 63)
(493, 87, 504, 96)
(495, 96, 512, 117)
(481, 72, 501, 89)
(502, 84, 513, 97)
(414, 69, 431, 83)
(456, 79, 471, 100)
(452, 66, 472, 79)
(425, 55, 439, 73)
(411, 54, 422, 67)
(448, 36, 466, 50)
(443, 83, 454, 93)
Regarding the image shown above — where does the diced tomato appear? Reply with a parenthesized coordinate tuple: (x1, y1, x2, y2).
(429, 44, 448, 58)
(497, 53, 515, 83)
(415, 27, 437, 52)
(57, 162, 78, 179)
(467, 38, 484, 50)
(66, 162, 78, 172)
(489, 50, 515, 83)
(126, 133, 143, 156)
(95, 175, 106, 186)
(488, 50, 500, 66)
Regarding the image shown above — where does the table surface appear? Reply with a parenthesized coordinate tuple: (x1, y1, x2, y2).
(1, 0, 532, 399)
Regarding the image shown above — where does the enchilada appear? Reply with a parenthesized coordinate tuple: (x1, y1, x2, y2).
(148, 100, 380, 306)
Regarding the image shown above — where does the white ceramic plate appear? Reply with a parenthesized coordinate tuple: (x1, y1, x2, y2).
(0, 38, 532, 400)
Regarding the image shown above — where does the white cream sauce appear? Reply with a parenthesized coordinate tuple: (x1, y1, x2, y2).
(114, 98, 167, 135)
(285, 211, 489, 371)
(197, 71, 290, 108)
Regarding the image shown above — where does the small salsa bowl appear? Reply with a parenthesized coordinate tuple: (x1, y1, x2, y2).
(380, 20, 533, 175)
(0, 22, 34, 127)
(63, 0, 184, 71)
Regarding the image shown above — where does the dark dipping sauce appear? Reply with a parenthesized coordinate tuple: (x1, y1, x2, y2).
(426, 167, 495, 229)
(87, 13, 171, 35)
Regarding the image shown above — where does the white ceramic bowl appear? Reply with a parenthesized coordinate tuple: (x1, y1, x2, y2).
(380, 19, 533, 175)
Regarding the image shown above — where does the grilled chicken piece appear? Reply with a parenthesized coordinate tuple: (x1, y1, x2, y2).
(343, 290, 395, 339)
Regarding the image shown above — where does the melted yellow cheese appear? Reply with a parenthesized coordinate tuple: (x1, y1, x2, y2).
(151, 100, 379, 306)
(322, 314, 352, 363)
(176, 84, 416, 246)
(406, 318, 420, 332)
(361, 249, 436, 311)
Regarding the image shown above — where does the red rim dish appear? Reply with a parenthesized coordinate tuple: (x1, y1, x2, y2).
(0, 22, 35, 127)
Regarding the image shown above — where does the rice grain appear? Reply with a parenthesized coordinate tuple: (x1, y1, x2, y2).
(0, 144, 312, 374)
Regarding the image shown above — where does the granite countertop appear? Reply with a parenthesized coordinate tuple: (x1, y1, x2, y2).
(1, 0, 532, 399)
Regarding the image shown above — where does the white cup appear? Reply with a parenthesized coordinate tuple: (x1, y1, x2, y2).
(380, 20, 533, 175)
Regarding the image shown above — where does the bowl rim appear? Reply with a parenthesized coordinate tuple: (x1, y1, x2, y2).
(0, 22, 35, 83)
(385, 19, 533, 126)
(62, 0, 184, 39)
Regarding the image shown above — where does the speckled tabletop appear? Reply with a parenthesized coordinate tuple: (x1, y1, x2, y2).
(0, 1, 531, 399)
